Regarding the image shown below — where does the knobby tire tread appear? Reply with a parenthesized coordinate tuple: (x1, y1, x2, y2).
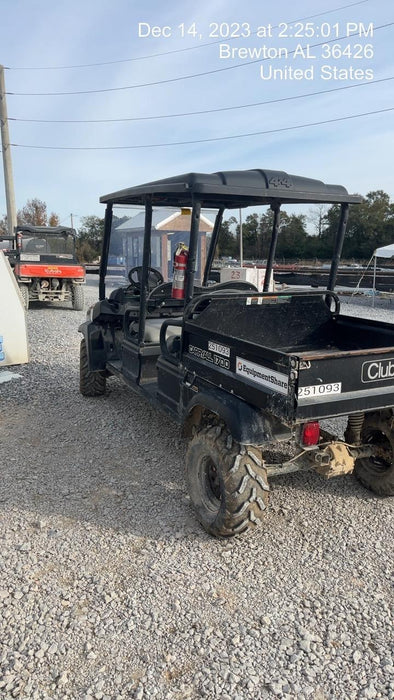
(354, 412, 394, 496)
(72, 284, 85, 311)
(79, 339, 106, 397)
(186, 424, 269, 537)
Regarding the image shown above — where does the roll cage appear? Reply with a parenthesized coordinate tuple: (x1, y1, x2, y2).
(15, 225, 77, 257)
(99, 168, 362, 336)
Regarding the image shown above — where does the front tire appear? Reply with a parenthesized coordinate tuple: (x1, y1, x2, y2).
(19, 284, 29, 310)
(79, 339, 106, 396)
(72, 284, 84, 311)
(186, 424, 269, 537)
(354, 411, 394, 496)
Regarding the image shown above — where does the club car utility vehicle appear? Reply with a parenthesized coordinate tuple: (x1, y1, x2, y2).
(14, 225, 85, 310)
(79, 169, 394, 537)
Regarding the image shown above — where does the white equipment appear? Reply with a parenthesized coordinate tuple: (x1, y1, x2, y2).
(220, 266, 275, 292)
(0, 251, 29, 366)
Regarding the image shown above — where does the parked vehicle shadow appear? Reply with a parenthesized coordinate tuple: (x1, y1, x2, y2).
(0, 368, 201, 542)
(1, 360, 385, 546)
(270, 466, 377, 502)
(25, 301, 85, 312)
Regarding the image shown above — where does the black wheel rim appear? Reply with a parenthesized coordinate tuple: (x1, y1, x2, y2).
(199, 455, 222, 513)
(364, 429, 393, 475)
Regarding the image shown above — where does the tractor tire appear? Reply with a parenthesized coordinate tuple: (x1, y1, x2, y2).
(19, 284, 29, 310)
(354, 412, 394, 496)
(72, 284, 84, 311)
(79, 338, 106, 396)
(186, 424, 270, 537)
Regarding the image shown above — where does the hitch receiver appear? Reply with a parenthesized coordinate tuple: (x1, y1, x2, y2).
(314, 442, 355, 479)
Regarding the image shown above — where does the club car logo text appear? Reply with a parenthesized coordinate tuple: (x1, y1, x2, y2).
(362, 358, 394, 383)
(236, 357, 288, 395)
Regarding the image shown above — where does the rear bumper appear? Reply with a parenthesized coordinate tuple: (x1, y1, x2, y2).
(295, 351, 394, 421)
(296, 385, 394, 421)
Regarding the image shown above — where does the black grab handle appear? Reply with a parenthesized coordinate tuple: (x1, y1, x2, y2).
(159, 319, 183, 365)
(184, 289, 340, 320)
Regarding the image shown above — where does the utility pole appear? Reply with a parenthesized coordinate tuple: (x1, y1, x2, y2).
(0, 65, 17, 236)
(70, 213, 74, 228)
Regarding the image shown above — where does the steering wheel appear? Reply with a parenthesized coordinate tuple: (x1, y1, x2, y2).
(147, 281, 173, 300)
(128, 266, 164, 293)
(145, 281, 174, 309)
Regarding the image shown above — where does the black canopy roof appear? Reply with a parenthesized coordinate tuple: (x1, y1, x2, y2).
(16, 225, 76, 236)
(100, 169, 362, 208)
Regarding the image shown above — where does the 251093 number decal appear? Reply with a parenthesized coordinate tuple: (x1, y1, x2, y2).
(298, 382, 342, 398)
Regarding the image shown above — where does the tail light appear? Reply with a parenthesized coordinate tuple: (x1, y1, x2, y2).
(302, 421, 320, 446)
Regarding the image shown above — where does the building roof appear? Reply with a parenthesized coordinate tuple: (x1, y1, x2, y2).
(101, 169, 362, 208)
(114, 209, 213, 232)
(114, 210, 172, 231)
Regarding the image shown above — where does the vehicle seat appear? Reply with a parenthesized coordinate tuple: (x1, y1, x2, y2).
(203, 281, 258, 293)
(91, 298, 122, 321)
(128, 317, 182, 344)
(109, 286, 138, 303)
(144, 318, 182, 343)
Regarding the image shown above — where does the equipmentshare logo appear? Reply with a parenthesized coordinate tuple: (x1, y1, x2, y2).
(236, 357, 288, 395)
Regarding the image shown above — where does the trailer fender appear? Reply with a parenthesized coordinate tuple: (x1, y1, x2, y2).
(182, 388, 290, 445)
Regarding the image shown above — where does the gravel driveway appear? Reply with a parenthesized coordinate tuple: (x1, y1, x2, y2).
(0, 283, 393, 700)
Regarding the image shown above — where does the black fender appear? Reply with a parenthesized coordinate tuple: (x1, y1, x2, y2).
(78, 320, 107, 371)
(182, 386, 290, 445)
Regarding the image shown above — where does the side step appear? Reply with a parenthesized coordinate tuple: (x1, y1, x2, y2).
(106, 359, 122, 376)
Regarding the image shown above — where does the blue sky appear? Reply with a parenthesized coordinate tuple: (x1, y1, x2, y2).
(1, 0, 393, 227)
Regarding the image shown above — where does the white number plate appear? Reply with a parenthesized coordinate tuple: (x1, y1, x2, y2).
(298, 382, 342, 399)
(20, 253, 40, 261)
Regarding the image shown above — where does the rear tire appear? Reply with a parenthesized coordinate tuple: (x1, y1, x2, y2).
(354, 411, 394, 496)
(19, 284, 29, 310)
(72, 284, 84, 311)
(79, 339, 106, 396)
(186, 424, 269, 537)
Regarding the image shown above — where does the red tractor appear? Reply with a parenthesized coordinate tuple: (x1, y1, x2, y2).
(13, 225, 85, 310)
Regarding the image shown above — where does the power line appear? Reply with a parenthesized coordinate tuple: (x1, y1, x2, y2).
(11, 106, 393, 150)
(4, 0, 372, 71)
(6, 23, 392, 96)
(8, 76, 393, 123)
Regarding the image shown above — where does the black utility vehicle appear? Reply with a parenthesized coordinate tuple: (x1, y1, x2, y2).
(79, 169, 394, 537)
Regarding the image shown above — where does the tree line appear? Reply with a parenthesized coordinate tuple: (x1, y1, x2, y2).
(1, 190, 393, 263)
(0, 198, 60, 231)
(0, 198, 104, 262)
(219, 190, 394, 262)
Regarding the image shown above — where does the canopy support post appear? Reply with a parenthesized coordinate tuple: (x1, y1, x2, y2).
(138, 196, 153, 345)
(99, 203, 113, 301)
(203, 207, 224, 286)
(185, 199, 201, 302)
(327, 203, 349, 292)
(263, 202, 281, 292)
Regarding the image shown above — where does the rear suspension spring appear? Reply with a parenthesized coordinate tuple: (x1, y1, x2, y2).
(345, 412, 365, 445)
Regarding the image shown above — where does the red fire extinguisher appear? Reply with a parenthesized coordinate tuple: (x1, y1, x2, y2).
(172, 243, 189, 299)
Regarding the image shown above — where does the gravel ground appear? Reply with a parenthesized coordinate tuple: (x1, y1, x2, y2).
(0, 282, 393, 700)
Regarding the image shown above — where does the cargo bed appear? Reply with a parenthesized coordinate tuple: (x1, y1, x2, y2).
(183, 291, 394, 423)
